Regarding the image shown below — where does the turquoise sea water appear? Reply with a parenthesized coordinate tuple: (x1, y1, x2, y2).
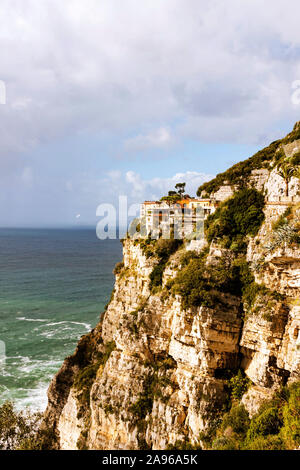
(0, 229, 122, 411)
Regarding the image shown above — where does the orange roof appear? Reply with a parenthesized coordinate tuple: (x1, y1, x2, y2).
(143, 198, 212, 206)
(178, 198, 211, 206)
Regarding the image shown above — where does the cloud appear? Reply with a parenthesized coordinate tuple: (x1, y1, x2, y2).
(124, 127, 173, 151)
(147, 171, 214, 198)
(47, 169, 214, 226)
(1, 1, 300, 225)
(0, 0, 300, 164)
(67, 169, 213, 210)
(116, 169, 213, 203)
(125, 171, 144, 195)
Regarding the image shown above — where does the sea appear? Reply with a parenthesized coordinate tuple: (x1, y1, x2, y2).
(0, 228, 122, 411)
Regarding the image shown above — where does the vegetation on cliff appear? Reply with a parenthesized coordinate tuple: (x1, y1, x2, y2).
(37, 123, 300, 452)
(141, 236, 183, 291)
(253, 205, 300, 272)
(268, 205, 300, 249)
(74, 340, 116, 417)
(0, 402, 55, 450)
(197, 121, 300, 197)
(197, 140, 280, 196)
(209, 382, 300, 450)
(205, 188, 265, 250)
(170, 255, 240, 309)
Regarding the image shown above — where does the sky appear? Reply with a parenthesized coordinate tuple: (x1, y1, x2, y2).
(1, 0, 300, 227)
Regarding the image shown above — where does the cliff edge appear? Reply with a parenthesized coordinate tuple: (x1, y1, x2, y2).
(43, 123, 300, 450)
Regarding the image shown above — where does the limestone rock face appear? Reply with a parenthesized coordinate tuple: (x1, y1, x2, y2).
(249, 169, 270, 192)
(283, 138, 300, 157)
(211, 185, 234, 202)
(43, 239, 244, 449)
(241, 386, 274, 418)
(265, 169, 299, 201)
(44, 215, 299, 449)
(241, 204, 300, 391)
(44, 132, 300, 450)
(58, 389, 83, 450)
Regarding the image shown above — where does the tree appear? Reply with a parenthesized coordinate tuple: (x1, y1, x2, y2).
(160, 183, 187, 204)
(293, 165, 300, 181)
(0, 401, 41, 450)
(175, 182, 186, 198)
(277, 162, 295, 197)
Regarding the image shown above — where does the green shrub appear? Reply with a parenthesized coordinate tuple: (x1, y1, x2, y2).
(232, 259, 261, 308)
(113, 261, 124, 275)
(244, 435, 285, 450)
(101, 341, 116, 364)
(247, 407, 282, 440)
(171, 258, 216, 309)
(221, 405, 250, 435)
(149, 237, 183, 291)
(129, 366, 174, 421)
(136, 236, 156, 258)
(149, 264, 165, 290)
(282, 122, 300, 144)
(205, 188, 265, 245)
(179, 248, 208, 267)
(272, 207, 292, 231)
(129, 374, 157, 420)
(74, 362, 101, 410)
(212, 436, 239, 450)
(229, 370, 251, 402)
(167, 439, 201, 450)
(129, 394, 153, 420)
(290, 150, 300, 166)
(171, 255, 245, 310)
(281, 382, 300, 447)
(210, 381, 300, 450)
(0, 401, 48, 450)
(153, 237, 182, 260)
(172, 249, 277, 314)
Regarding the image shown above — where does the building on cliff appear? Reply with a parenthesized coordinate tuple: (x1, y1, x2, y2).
(140, 198, 217, 238)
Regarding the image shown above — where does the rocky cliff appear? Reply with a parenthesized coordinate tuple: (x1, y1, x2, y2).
(43, 123, 300, 450)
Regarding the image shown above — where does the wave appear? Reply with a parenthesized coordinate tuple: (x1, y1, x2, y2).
(13, 383, 49, 412)
(44, 320, 91, 330)
(17, 317, 49, 322)
(32, 320, 91, 339)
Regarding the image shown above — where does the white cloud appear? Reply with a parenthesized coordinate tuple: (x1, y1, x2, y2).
(146, 171, 214, 200)
(124, 127, 173, 151)
(125, 171, 144, 196)
(0, 0, 300, 166)
(2, 1, 300, 226)
(56, 169, 214, 225)
(115, 169, 213, 203)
